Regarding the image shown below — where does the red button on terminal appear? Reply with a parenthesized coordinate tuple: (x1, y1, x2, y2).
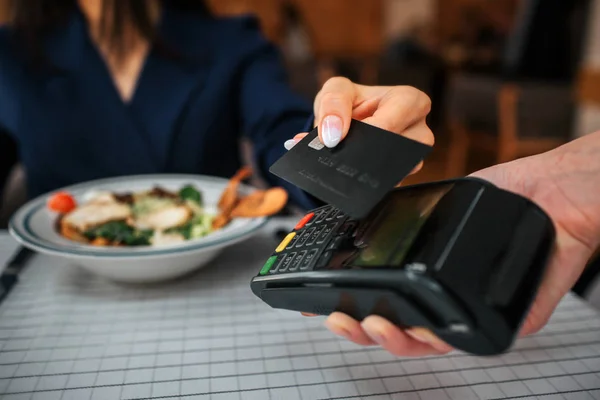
(294, 212, 315, 230)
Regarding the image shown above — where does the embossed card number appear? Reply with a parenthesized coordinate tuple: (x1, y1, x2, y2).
(270, 119, 432, 218)
(318, 156, 380, 189)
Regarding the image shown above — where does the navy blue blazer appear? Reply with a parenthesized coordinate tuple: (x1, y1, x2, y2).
(0, 6, 317, 209)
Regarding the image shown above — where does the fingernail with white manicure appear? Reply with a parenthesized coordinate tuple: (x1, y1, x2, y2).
(284, 139, 297, 150)
(322, 115, 343, 148)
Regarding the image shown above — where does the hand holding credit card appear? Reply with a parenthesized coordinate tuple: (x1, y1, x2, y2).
(270, 119, 432, 218)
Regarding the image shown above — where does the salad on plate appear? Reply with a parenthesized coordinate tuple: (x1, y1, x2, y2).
(46, 167, 288, 247)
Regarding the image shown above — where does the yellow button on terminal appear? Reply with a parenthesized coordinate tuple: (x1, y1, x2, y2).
(276, 232, 296, 252)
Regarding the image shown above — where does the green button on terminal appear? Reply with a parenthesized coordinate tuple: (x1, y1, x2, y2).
(260, 256, 278, 275)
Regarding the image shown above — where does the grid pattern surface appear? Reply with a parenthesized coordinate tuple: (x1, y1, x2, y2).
(0, 225, 599, 400)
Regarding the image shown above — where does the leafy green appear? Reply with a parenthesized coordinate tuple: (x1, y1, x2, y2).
(179, 185, 202, 205)
(166, 222, 193, 240)
(84, 221, 153, 246)
(165, 214, 213, 240)
(189, 214, 213, 239)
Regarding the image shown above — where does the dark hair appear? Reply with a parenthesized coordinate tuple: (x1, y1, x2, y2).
(8, 0, 210, 66)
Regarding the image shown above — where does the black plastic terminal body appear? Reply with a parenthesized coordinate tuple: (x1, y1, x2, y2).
(250, 177, 555, 356)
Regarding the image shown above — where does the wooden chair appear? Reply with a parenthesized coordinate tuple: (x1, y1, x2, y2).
(287, 0, 385, 85)
(0, 0, 9, 24)
(443, 0, 589, 177)
(444, 73, 575, 178)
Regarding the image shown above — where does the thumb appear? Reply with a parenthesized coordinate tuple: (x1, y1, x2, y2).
(314, 77, 356, 148)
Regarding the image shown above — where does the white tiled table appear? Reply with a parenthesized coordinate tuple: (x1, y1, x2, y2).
(0, 222, 599, 400)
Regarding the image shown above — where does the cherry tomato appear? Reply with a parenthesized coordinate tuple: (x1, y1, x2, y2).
(47, 192, 77, 213)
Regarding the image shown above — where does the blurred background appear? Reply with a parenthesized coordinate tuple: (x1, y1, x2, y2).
(0, 0, 599, 214)
(206, 0, 597, 186)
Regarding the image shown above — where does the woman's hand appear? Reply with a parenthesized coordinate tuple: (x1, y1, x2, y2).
(316, 130, 600, 357)
(285, 77, 434, 174)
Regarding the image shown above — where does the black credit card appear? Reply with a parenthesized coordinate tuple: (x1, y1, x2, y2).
(269, 119, 432, 218)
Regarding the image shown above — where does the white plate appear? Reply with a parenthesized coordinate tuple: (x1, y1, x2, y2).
(9, 174, 267, 283)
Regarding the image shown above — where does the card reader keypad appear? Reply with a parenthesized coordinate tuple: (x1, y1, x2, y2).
(260, 205, 354, 275)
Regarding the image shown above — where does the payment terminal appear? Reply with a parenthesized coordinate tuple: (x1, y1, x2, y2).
(250, 177, 555, 355)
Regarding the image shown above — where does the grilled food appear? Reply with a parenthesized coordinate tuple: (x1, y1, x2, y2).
(48, 167, 290, 247)
(52, 185, 212, 247)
